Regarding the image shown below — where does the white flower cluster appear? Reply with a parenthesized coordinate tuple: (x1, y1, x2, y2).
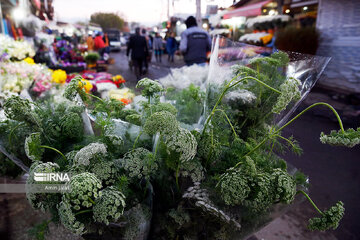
(239, 32, 269, 43)
(159, 64, 209, 90)
(65, 150, 78, 165)
(164, 128, 197, 163)
(90, 161, 118, 185)
(122, 204, 151, 240)
(58, 200, 86, 235)
(272, 77, 302, 114)
(26, 162, 61, 211)
(245, 15, 290, 28)
(144, 111, 179, 136)
(270, 168, 296, 204)
(93, 187, 126, 225)
(144, 110, 197, 163)
(63, 172, 102, 210)
(183, 182, 241, 230)
(0, 61, 52, 93)
(320, 128, 360, 148)
(136, 78, 164, 97)
(73, 143, 107, 166)
(180, 159, 205, 183)
(104, 134, 124, 147)
(0, 34, 35, 60)
(123, 148, 157, 180)
(24, 132, 44, 162)
(225, 89, 257, 105)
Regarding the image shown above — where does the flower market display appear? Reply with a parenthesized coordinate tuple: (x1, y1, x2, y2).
(0, 35, 35, 61)
(0, 60, 52, 94)
(0, 49, 357, 240)
(0, 34, 130, 106)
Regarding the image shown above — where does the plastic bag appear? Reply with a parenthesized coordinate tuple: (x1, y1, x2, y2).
(202, 36, 331, 129)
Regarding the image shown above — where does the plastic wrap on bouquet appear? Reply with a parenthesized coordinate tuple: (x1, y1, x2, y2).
(180, 163, 307, 239)
(148, 36, 330, 239)
(203, 36, 331, 128)
(82, 184, 153, 240)
(158, 65, 209, 129)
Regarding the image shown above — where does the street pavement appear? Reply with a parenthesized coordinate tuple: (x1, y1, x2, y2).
(0, 50, 359, 240)
(107, 49, 185, 90)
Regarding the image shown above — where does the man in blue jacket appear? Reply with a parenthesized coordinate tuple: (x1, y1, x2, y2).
(179, 16, 212, 66)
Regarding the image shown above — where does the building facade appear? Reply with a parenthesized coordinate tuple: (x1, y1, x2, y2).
(316, 0, 360, 93)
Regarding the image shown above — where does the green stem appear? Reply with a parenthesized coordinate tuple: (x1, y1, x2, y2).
(268, 140, 275, 156)
(236, 102, 345, 168)
(202, 74, 243, 135)
(133, 130, 143, 150)
(234, 137, 269, 168)
(276, 102, 344, 134)
(275, 134, 296, 149)
(74, 209, 93, 216)
(88, 197, 96, 205)
(205, 129, 215, 168)
(87, 92, 105, 103)
(8, 122, 25, 147)
(239, 117, 248, 130)
(297, 190, 323, 215)
(214, 109, 238, 138)
(153, 135, 160, 160)
(202, 75, 281, 136)
(250, 77, 281, 94)
(203, 74, 241, 134)
(175, 163, 180, 190)
(39, 145, 66, 160)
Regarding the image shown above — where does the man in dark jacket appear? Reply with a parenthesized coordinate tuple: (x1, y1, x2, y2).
(179, 16, 211, 66)
(127, 27, 149, 79)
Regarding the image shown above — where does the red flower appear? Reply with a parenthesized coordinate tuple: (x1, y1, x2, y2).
(120, 98, 131, 105)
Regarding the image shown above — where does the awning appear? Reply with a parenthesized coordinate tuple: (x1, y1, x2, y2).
(223, 0, 272, 19)
(290, 0, 318, 8)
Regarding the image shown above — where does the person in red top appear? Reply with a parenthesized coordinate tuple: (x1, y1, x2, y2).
(94, 33, 106, 57)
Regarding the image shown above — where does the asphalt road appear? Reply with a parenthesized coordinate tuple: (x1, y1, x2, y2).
(107, 49, 185, 89)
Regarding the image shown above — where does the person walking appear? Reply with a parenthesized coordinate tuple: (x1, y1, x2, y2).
(142, 29, 151, 73)
(127, 27, 149, 79)
(103, 33, 110, 54)
(179, 16, 211, 66)
(94, 33, 106, 57)
(153, 32, 163, 63)
(166, 32, 177, 62)
(86, 34, 94, 51)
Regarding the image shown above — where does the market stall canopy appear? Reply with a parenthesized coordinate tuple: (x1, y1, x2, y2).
(239, 32, 269, 43)
(209, 10, 228, 26)
(246, 15, 290, 28)
(210, 28, 230, 36)
(223, 0, 272, 19)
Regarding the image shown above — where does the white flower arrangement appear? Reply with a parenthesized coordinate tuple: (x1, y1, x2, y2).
(0, 34, 35, 60)
(0, 61, 52, 94)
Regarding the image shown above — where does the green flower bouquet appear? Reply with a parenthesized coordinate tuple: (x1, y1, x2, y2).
(0, 42, 357, 239)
